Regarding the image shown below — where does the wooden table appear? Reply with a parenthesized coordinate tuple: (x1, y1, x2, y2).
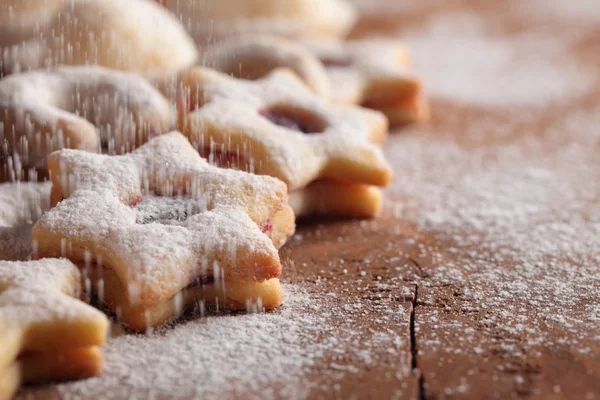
(17, 1, 600, 399)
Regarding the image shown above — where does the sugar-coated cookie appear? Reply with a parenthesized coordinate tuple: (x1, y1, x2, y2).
(0, 259, 108, 400)
(1, 0, 198, 76)
(302, 38, 429, 125)
(176, 67, 392, 217)
(158, 0, 357, 48)
(0, 66, 172, 179)
(32, 132, 295, 330)
(203, 36, 331, 99)
(178, 67, 391, 191)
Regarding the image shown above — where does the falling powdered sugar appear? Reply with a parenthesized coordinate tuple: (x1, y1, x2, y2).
(0, 182, 51, 261)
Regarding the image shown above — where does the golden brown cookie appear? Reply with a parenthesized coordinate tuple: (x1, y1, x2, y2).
(302, 38, 430, 125)
(0, 0, 198, 76)
(203, 36, 332, 99)
(32, 132, 295, 331)
(0, 66, 172, 180)
(289, 181, 382, 219)
(177, 67, 391, 188)
(0, 259, 109, 400)
(177, 67, 392, 217)
(158, 0, 357, 48)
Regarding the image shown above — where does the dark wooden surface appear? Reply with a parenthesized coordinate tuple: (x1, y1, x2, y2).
(14, 1, 600, 399)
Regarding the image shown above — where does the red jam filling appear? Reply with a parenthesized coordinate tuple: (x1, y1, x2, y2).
(259, 105, 325, 134)
(262, 223, 273, 234)
(320, 56, 353, 68)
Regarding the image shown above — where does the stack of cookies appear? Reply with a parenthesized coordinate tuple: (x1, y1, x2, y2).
(0, 0, 427, 398)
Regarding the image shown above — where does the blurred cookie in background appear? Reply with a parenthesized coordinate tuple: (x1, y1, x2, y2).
(0, 0, 198, 76)
(158, 0, 357, 49)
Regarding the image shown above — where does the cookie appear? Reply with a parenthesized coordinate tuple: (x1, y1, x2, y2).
(0, 65, 172, 179)
(177, 67, 391, 189)
(176, 67, 392, 217)
(86, 266, 283, 331)
(0, 0, 198, 76)
(0, 259, 109, 399)
(203, 36, 332, 99)
(0, 0, 66, 48)
(32, 132, 295, 331)
(302, 38, 429, 125)
(289, 181, 382, 219)
(158, 0, 357, 48)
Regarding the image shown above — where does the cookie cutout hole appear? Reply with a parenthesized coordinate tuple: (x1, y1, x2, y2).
(320, 55, 353, 68)
(260, 105, 326, 134)
(132, 195, 204, 225)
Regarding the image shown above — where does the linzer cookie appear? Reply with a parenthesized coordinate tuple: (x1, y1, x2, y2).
(203, 36, 332, 99)
(158, 0, 357, 48)
(0, 65, 171, 180)
(177, 67, 392, 217)
(302, 38, 429, 125)
(0, 0, 198, 76)
(0, 259, 109, 400)
(32, 132, 294, 331)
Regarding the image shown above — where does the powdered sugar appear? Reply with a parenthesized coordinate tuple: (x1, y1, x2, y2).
(0, 258, 107, 335)
(0, 182, 51, 261)
(1, 0, 198, 74)
(385, 97, 600, 348)
(50, 285, 326, 400)
(180, 67, 391, 190)
(403, 13, 597, 108)
(33, 133, 291, 309)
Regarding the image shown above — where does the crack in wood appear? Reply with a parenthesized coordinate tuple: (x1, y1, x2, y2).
(410, 284, 426, 400)
(408, 257, 425, 278)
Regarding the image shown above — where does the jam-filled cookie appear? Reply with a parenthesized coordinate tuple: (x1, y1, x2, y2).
(32, 132, 295, 331)
(302, 38, 429, 125)
(0, 259, 109, 400)
(0, 66, 172, 180)
(177, 67, 392, 217)
(158, 0, 357, 48)
(0, 0, 198, 76)
(203, 36, 331, 99)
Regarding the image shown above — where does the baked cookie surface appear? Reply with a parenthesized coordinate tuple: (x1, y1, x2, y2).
(0, 66, 171, 179)
(0, 0, 198, 76)
(32, 132, 294, 330)
(0, 258, 108, 400)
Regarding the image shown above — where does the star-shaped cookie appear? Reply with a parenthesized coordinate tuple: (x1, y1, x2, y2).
(178, 67, 392, 191)
(0, 66, 172, 181)
(176, 66, 392, 217)
(202, 35, 332, 100)
(32, 132, 294, 331)
(302, 38, 429, 125)
(0, 258, 109, 399)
